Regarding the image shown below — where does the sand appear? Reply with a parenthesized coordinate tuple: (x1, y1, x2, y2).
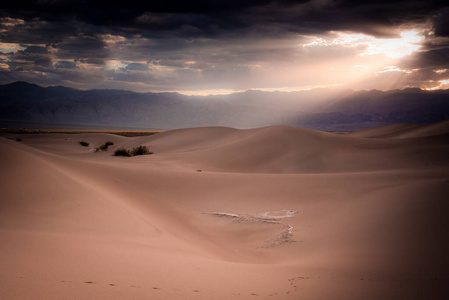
(1, 122, 448, 299)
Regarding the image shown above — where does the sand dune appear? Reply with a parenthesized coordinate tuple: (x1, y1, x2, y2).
(140, 125, 449, 173)
(1, 123, 448, 299)
(349, 119, 449, 138)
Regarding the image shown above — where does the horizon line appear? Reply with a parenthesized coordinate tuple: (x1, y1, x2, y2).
(2, 80, 447, 96)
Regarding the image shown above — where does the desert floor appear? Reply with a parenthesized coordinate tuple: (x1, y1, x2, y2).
(1, 122, 448, 299)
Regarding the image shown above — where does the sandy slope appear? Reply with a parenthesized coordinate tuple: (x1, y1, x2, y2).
(0, 123, 448, 299)
(348, 120, 449, 138)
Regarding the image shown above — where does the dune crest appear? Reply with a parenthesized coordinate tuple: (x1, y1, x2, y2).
(349, 119, 449, 138)
(138, 124, 449, 173)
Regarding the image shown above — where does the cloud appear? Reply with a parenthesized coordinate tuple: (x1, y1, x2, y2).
(0, 1, 448, 92)
(0, 16, 81, 45)
(6, 45, 53, 70)
(0, 1, 444, 38)
(432, 7, 449, 37)
(55, 35, 109, 65)
(21, 46, 49, 54)
(121, 62, 149, 71)
(54, 60, 77, 69)
(0, 16, 24, 26)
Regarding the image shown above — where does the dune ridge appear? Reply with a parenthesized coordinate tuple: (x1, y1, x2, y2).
(1, 123, 448, 299)
(138, 124, 449, 173)
(348, 119, 449, 138)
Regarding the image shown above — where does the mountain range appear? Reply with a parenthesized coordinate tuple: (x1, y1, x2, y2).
(1, 81, 449, 131)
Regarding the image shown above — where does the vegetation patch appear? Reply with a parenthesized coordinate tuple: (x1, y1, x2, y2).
(79, 141, 89, 147)
(131, 145, 153, 156)
(113, 145, 153, 157)
(113, 148, 132, 157)
(95, 141, 114, 152)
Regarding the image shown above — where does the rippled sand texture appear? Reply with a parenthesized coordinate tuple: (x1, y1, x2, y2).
(1, 121, 448, 299)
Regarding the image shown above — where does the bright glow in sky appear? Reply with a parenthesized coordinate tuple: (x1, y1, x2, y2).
(171, 30, 427, 95)
(425, 79, 449, 90)
(291, 29, 431, 93)
(105, 60, 128, 71)
(177, 84, 346, 96)
(305, 30, 423, 59)
(94, 29, 429, 95)
(177, 89, 245, 96)
(362, 31, 423, 58)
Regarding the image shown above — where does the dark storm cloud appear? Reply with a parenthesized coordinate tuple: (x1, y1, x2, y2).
(0, 17, 82, 45)
(21, 46, 48, 54)
(54, 60, 77, 69)
(432, 7, 449, 37)
(120, 63, 149, 71)
(1, 1, 447, 42)
(405, 48, 449, 70)
(0, 0, 449, 91)
(1, 1, 446, 38)
(399, 28, 449, 72)
(55, 35, 109, 64)
(6, 45, 53, 70)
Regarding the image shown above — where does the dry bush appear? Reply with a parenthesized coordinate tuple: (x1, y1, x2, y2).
(113, 148, 131, 157)
(131, 145, 153, 156)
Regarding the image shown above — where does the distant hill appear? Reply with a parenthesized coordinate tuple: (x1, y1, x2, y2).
(1, 82, 448, 130)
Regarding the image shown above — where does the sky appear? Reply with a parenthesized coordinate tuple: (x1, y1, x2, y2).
(0, 0, 449, 95)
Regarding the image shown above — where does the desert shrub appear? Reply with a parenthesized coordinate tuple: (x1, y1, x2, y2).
(112, 145, 153, 157)
(79, 141, 89, 147)
(96, 141, 114, 151)
(131, 145, 153, 156)
(16, 138, 22, 142)
(114, 148, 131, 157)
